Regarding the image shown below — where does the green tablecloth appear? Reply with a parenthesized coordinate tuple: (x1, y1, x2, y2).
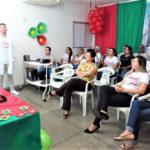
(0, 113, 41, 150)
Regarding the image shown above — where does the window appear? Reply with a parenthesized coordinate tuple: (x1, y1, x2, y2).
(73, 21, 93, 48)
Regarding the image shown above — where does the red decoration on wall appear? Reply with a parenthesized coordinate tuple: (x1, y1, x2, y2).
(88, 7, 104, 35)
(37, 35, 46, 45)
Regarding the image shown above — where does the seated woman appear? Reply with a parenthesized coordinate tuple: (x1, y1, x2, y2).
(118, 45, 134, 81)
(97, 48, 119, 80)
(50, 49, 97, 118)
(84, 56, 149, 134)
(114, 99, 150, 150)
(73, 47, 84, 69)
(60, 47, 74, 65)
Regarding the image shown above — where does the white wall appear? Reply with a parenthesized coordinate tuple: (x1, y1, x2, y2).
(0, 0, 89, 87)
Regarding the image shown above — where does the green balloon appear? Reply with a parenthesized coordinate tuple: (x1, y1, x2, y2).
(41, 129, 52, 150)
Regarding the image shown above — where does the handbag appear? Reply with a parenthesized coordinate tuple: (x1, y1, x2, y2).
(0, 95, 7, 103)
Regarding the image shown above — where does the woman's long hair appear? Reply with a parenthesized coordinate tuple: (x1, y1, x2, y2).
(136, 55, 147, 72)
(67, 47, 73, 63)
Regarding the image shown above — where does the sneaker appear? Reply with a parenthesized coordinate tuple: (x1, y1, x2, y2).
(11, 90, 20, 95)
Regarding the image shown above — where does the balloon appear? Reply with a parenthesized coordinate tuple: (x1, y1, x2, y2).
(41, 129, 52, 150)
(97, 27, 102, 31)
(100, 10, 104, 15)
(88, 8, 104, 34)
(96, 22, 101, 27)
(92, 17, 97, 23)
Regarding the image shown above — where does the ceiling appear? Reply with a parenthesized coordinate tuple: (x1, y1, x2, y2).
(70, 0, 139, 6)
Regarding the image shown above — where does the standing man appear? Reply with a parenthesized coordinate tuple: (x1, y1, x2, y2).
(0, 23, 19, 95)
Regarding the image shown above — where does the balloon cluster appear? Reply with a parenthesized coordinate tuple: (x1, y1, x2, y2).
(88, 8, 104, 35)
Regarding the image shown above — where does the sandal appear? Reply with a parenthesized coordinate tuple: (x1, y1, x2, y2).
(120, 142, 138, 150)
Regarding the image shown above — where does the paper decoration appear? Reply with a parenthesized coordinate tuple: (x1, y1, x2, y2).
(37, 35, 46, 45)
(28, 22, 47, 45)
(37, 22, 47, 34)
(28, 27, 38, 38)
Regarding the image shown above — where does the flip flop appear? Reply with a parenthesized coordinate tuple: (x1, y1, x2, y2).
(120, 142, 138, 150)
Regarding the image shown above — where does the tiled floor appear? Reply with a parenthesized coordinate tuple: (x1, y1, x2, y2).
(18, 85, 150, 150)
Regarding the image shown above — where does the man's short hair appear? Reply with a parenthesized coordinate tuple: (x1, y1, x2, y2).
(45, 46, 51, 52)
(0, 23, 6, 26)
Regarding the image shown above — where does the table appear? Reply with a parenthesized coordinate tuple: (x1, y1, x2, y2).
(24, 61, 52, 101)
(0, 88, 41, 150)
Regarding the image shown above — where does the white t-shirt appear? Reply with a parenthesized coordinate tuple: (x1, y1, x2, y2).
(74, 54, 84, 64)
(0, 36, 10, 64)
(95, 52, 101, 65)
(62, 54, 73, 64)
(122, 72, 149, 92)
(104, 56, 118, 69)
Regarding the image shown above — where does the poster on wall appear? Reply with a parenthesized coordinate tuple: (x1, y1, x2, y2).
(142, 2, 150, 48)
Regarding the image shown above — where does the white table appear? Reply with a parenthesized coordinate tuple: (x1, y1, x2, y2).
(24, 61, 52, 101)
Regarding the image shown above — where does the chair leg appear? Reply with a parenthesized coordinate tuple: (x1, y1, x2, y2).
(125, 110, 129, 126)
(60, 96, 63, 108)
(82, 94, 87, 116)
(117, 109, 120, 120)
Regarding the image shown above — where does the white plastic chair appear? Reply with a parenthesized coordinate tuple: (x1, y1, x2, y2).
(116, 92, 150, 126)
(49, 68, 74, 104)
(70, 77, 96, 116)
(94, 67, 115, 95)
(116, 94, 140, 126)
(59, 76, 96, 116)
(52, 64, 73, 73)
(50, 68, 74, 89)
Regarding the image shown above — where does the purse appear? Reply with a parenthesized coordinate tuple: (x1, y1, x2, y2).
(0, 95, 7, 103)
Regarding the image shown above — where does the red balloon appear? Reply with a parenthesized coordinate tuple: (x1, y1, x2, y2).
(92, 17, 97, 23)
(97, 27, 102, 31)
(100, 10, 104, 15)
(96, 22, 101, 27)
(89, 25, 94, 30)
(94, 12, 100, 17)
(98, 16, 102, 21)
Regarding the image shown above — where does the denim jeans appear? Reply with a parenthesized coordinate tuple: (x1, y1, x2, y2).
(38, 67, 51, 80)
(127, 100, 150, 142)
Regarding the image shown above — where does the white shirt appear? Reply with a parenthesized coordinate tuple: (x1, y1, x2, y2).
(104, 56, 118, 71)
(62, 54, 73, 64)
(122, 72, 149, 92)
(0, 36, 11, 64)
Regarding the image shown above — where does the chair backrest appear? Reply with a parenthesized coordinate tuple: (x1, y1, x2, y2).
(52, 63, 73, 73)
(98, 67, 115, 85)
(50, 68, 74, 84)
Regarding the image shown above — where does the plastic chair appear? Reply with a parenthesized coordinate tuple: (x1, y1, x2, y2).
(52, 64, 73, 73)
(49, 68, 74, 89)
(116, 94, 139, 126)
(70, 77, 96, 116)
(94, 67, 115, 95)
